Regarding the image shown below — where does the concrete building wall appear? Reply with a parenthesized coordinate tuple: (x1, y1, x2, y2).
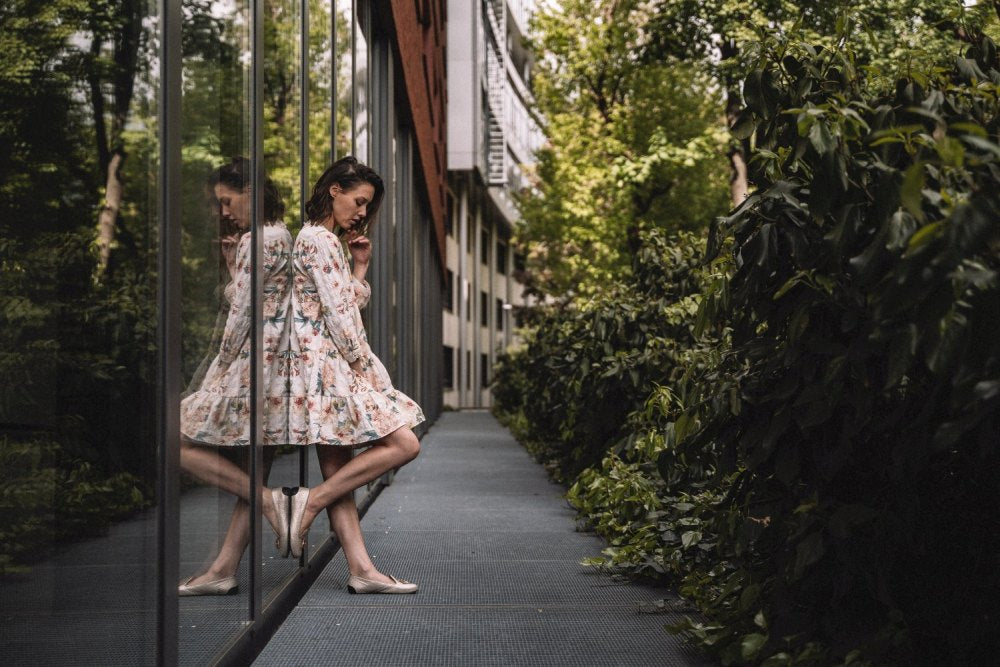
(443, 0, 541, 409)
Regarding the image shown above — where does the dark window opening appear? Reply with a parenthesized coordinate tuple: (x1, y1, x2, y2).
(443, 345, 454, 389)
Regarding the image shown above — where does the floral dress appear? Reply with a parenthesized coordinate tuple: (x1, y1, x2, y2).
(289, 222, 424, 446)
(180, 223, 293, 446)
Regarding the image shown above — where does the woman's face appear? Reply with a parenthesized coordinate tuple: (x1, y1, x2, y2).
(329, 182, 375, 233)
(214, 183, 251, 231)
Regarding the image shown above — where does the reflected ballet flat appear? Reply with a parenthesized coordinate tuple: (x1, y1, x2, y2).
(288, 486, 310, 558)
(346, 573, 418, 594)
(272, 487, 292, 557)
(178, 575, 238, 596)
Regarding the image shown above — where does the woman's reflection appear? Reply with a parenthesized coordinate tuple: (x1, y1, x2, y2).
(177, 157, 292, 595)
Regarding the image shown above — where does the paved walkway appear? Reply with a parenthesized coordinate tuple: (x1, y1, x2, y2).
(254, 410, 706, 667)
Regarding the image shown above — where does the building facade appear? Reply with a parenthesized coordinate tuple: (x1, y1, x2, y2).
(0, 0, 445, 664)
(444, 0, 545, 408)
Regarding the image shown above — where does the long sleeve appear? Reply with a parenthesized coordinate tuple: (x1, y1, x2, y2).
(218, 232, 253, 363)
(299, 230, 365, 363)
(351, 278, 371, 309)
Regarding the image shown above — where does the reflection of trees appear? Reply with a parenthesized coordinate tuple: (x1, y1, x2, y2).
(0, 0, 159, 571)
(0, 0, 255, 570)
(86, 0, 143, 277)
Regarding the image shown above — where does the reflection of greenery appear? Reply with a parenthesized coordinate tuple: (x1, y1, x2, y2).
(0, 437, 149, 574)
(265, 0, 351, 235)
(0, 0, 352, 570)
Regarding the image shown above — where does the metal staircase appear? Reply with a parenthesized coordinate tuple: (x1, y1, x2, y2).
(483, 0, 506, 185)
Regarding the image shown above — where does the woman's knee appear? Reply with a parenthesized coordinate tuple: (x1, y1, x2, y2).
(390, 428, 420, 462)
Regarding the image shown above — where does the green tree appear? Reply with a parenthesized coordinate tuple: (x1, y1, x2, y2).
(520, 0, 730, 297)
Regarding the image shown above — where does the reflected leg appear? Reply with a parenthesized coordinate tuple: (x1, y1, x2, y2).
(179, 441, 280, 533)
(315, 445, 397, 585)
(183, 449, 278, 587)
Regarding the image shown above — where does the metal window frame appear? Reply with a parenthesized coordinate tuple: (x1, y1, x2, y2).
(157, 0, 182, 663)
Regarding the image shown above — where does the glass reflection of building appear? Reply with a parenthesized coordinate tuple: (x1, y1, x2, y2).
(0, 1, 446, 664)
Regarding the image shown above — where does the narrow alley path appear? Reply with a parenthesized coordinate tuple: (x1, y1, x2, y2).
(253, 410, 706, 667)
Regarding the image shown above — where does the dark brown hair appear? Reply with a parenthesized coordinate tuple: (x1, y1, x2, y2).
(208, 156, 286, 223)
(305, 156, 385, 230)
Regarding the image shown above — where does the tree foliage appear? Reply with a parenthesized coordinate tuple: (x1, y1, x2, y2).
(518, 0, 999, 299)
(517, 0, 731, 297)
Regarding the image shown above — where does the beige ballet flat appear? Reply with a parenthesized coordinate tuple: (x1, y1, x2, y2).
(288, 487, 310, 558)
(271, 487, 291, 557)
(178, 575, 238, 596)
(346, 573, 418, 594)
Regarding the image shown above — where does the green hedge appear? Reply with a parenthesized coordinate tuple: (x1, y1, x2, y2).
(496, 33, 1000, 665)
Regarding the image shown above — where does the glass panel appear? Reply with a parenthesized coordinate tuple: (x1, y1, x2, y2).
(354, 0, 370, 162)
(335, 0, 354, 159)
(0, 0, 161, 663)
(260, 0, 302, 597)
(310, 0, 334, 188)
(176, 0, 253, 661)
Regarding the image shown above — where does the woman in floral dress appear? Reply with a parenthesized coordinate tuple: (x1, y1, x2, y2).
(177, 158, 293, 595)
(287, 156, 424, 594)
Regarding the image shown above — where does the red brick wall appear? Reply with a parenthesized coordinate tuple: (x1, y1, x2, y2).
(388, 0, 447, 271)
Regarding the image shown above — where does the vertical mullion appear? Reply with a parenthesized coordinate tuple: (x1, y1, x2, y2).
(249, 0, 265, 621)
(299, 0, 310, 491)
(157, 0, 182, 662)
(331, 4, 337, 161)
(351, 0, 357, 157)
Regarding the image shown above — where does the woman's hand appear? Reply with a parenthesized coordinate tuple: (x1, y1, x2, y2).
(346, 231, 372, 283)
(221, 233, 240, 279)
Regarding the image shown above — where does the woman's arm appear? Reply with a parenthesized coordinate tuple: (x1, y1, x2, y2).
(347, 232, 372, 309)
(300, 233, 366, 364)
(218, 233, 253, 363)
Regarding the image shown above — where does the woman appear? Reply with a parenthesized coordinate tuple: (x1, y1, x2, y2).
(177, 157, 294, 595)
(287, 156, 424, 594)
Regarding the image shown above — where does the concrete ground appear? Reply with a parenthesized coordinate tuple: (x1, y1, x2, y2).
(253, 410, 706, 667)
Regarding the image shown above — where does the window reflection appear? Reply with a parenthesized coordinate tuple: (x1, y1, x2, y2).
(177, 1, 254, 659)
(178, 159, 291, 596)
(0, 0, 160, 662)
(335, 0, 354, 159)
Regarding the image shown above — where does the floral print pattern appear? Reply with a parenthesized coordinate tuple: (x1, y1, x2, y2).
(289, 223, 424, 446)
(180, 223, 293, 446)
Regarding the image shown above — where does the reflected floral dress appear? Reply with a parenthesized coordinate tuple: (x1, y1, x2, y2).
(180, 223, 293, 446)
(289, 223, 424, 446)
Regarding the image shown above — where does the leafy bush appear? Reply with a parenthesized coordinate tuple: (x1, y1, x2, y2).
(497, 29, 1000, 667)
(670, 32, 1000, 664)
(494, 229, 711, 482)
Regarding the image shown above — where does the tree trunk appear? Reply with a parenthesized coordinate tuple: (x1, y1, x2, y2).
(96, 151, 124, 275)
(728, 146, 749, 208)
(721, 39, 749, 209)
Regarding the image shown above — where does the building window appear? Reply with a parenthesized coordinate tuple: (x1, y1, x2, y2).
(443, 345, 454, 389)
(465, 281, 471, 321)
(481, 227, 490, 265)
(444, 269, 454, 311)
(466, 350, 472, 389)
(514, 250, 526, 274)
(496, 240, 507, 274)
(481, 353, 490, 387)
(496, 298, 504, 331)
(480, 291, 489, 327)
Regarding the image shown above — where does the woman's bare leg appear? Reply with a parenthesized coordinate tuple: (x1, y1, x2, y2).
(297, 426, 419, 546)
(316, 446, 397, 585)
(184, 449, 278, 587)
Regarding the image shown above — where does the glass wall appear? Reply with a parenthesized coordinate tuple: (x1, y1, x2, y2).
(0, 0, 164, 662)
(0, 1, 443, 663)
